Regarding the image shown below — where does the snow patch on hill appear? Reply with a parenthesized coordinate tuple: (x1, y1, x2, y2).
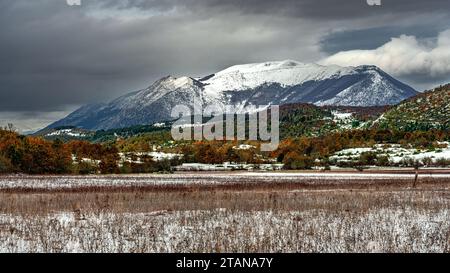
(331, 143, 450, 164)
(46, 129, 87, 137)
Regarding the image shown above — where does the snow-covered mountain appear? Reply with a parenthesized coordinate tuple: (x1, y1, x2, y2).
(45, 60, 417, 130)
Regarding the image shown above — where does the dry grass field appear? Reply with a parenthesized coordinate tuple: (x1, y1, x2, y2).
(0, 172, 449, 253)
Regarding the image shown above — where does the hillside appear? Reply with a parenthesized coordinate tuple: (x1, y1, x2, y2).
(36, 126, 94, 141)
(37, 103, 385, 142)
(279, 104, 387, 138)
(376, 84, 450, 131)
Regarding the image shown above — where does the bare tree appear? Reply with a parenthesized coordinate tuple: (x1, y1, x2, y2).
(7, 123, 15, 132)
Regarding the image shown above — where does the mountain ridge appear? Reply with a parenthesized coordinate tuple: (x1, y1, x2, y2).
(44, 60, 418, 131)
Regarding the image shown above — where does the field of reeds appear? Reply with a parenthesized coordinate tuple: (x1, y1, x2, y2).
(0, 172, 449, 253)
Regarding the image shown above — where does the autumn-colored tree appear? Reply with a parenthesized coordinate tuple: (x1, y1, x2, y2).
(0, 154, 13, 173)
(192, 141, 224, 164)
(21, 137, 55, 174)
(273, 138, 297, 163)
(50, 139, 73, 173)
(99, 153, 120, 174)
(282, 151, 314, 170)
(67, 140, 105, 160)
(218, 143, 240, 163)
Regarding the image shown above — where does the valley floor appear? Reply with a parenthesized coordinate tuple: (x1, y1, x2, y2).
(0, 172, 449, 253)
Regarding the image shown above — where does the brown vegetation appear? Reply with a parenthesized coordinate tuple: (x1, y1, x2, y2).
(0, 175, 449, 252)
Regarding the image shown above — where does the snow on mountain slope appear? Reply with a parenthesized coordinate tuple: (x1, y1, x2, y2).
(200, 61, 416, 109)
(44, 60, 418, 131)
(314, 66, 418, 106)
(202, 60, 354, 97)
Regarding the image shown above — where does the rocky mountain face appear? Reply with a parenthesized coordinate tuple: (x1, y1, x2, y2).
(45, 60, 417, 130)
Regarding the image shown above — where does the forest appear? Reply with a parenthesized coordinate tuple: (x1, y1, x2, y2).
(1, 125, 449, 175)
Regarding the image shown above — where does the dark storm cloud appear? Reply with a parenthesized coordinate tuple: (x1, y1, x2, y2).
(0, 0, 326, 112)
(0, 0, 449, 130)
(93, 0, 450, 19)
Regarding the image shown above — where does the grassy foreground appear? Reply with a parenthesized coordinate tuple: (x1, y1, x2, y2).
(0, 173, 449, 253)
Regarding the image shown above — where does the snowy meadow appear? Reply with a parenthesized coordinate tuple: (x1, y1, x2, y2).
(0, 173, 449, 253)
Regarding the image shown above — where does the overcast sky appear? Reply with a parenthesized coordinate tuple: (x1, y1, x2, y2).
(1, 0, 450, 132)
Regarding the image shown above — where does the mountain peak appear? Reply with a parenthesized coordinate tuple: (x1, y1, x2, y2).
(218, 60, 307, 74)
(201, 60, 354, 96)
(154, 75, 195, 89)
(354, 64, 382, 72)
(166, 76, 195, 89)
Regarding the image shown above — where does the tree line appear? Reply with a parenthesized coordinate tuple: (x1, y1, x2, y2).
(0, 129, 178, 174)
(1, 127, 449, 174)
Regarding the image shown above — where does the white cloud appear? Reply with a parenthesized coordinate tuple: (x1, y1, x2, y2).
(321, 29, 450, 80)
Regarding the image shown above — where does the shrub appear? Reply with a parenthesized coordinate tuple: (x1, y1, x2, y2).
(399, 157, 415, 167)
(399, 157, 423, 168)
(358, 152, 378, 166)
(99, 154, 120, 174)
(75, 161, 98, 175)
(354, 165, 368, 172)
(421, 157, 433, 167)
(435, 158, 450, 167)
(376, 155, 390, 166)
(283, 152, 314, 170)
(0, 154, 13, 173)
(154, 159, 174, 173)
